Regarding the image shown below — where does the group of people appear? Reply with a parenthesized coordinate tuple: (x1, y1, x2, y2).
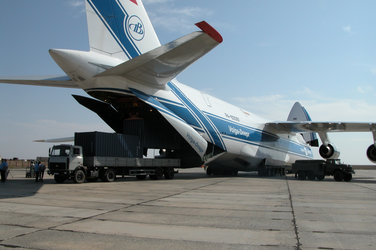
(33, 161, 46, 182)
(0, 159, 46, 183)
(0, 159, 8, 182)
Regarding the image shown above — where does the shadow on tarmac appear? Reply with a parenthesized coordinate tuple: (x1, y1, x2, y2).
(1, 170, 374, 200)
(0, 179, 52, 199)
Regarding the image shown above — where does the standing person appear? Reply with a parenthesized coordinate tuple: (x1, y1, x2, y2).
(39, 163, 46, 181)
(34, 161, 40, 182)
(0, 159, 8, 182)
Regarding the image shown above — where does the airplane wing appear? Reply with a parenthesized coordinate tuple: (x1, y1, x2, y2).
(96, 21, 223, 88)
(265, 121, 376, 161)
(34, 137, 74, 143)
(0, 75, 79, 88)
(264, 121, 376, 134)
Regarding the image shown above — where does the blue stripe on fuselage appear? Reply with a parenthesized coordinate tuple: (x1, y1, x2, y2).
(167, 82, 226, 150)
(84, 88, 311, 157)
(206, 113, 313, 158)
(162, 103, 202, 129)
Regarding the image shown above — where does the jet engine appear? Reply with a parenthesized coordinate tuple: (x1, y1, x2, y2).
(319, 144, 340, 159)
(367, 144, 376, 163)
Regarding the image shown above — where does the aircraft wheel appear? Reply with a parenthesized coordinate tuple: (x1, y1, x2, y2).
(343, 173, 352, 182)
(333, 170, 344, 182)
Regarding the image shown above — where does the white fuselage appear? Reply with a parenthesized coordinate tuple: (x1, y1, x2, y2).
(50, 49, 313, 169)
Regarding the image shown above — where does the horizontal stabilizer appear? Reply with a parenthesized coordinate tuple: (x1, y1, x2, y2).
(96, 21, 222, 87)
(129, 88, 208, 159)
(0, 75, 78, 88)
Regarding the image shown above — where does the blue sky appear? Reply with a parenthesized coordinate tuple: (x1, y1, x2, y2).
(0, 0, 375, 164)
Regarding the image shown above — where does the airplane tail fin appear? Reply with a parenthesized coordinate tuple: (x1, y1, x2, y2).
(288, 102, 319, 147)
(85, 0, 161, 61)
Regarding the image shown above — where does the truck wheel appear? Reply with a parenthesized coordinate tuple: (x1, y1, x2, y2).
(344, 173, 352, 182)
(164, 167, 175, 179)
(73, 170, 86, 184)
(54, 174, 66, 183)
(103, 169, 116, 182)
(333, 170, 344, 182)
(150, 168, 163, 180)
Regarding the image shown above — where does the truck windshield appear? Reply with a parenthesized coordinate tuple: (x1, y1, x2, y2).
(50, 146, 71, 156)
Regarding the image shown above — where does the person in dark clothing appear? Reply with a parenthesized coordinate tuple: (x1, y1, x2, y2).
(39, 163, 46, 181)
(0, 159, 8, 182)
(34, 161, 40, 182)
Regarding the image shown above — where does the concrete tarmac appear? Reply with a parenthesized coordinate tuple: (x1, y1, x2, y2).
(0, 168, 375, 249)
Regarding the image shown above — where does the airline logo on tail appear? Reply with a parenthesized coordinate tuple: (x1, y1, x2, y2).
(127, 15, 145, 41)
(130, 0, 138, 5)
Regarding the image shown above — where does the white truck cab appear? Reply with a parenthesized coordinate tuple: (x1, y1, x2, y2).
(49, 145, 85, 182)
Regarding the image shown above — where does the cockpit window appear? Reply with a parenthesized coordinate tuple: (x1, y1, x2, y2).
(50, 146, 71, 156)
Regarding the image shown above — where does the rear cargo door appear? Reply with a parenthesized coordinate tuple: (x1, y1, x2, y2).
(129, 88, 207, 159)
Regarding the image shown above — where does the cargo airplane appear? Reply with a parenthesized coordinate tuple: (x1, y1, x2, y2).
(1, 0, 375, 174)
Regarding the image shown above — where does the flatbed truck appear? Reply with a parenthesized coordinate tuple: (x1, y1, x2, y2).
(47, 132, 180, 183)
(292, 159, 354, 182)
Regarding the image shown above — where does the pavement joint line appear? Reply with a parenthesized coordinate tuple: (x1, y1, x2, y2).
(0, 201, 136, 245)
(0, 228, 46, 249)
(285, 177, 301, 250)
(1, 177, 227, 243)
(352, 183, 376, 192)
(139, 203, 292, 213)
(0, 242, 39, 249)
(0, 199, 132, 210)
(48, 178, 229, 234)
